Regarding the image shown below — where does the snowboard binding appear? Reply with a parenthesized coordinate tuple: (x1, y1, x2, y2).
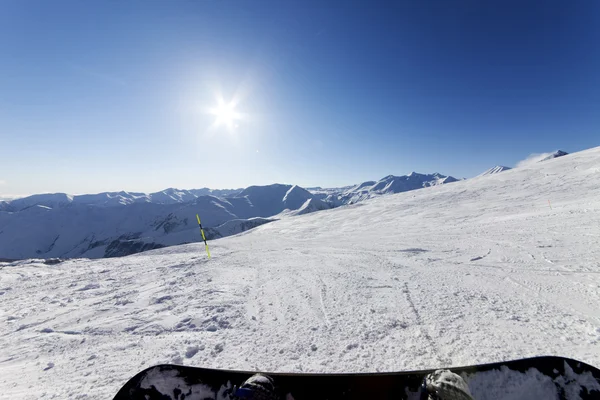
(233, 374, 279, 400)
(420, 370, 474, 400)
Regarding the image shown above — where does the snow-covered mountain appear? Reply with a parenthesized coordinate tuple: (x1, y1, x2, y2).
(478, 150, 568, 177)
(0, 173, 460, 260)
(0, 184, 319, 260)
(72, 191, 151, 207)
(306, 185, 354, 197)
(278, 197, 332, 217)
(2, 146, 599, 399)
(232, 184, 315, 217)
(516, 150, 570, 168)
(0, 172, 457, 260)
(150, 188, 243, 204)
(539, 150, 569, 162)
(319, 172, 459, 205)
(0, 193, 75, 212)
(0, 188, 244, 212)
(477, 165, 512, 177)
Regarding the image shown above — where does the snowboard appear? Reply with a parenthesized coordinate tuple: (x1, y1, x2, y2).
(113, 356, 600, 400)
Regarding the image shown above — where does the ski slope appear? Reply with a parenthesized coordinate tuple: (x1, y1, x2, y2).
(1, 147, 600, 399)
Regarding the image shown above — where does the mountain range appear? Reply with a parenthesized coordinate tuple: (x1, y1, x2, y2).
(0, 150, 569, 260)
(0, 188, 242, 212)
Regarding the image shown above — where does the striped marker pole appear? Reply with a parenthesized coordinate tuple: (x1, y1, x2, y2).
(196, 214, 211, 258)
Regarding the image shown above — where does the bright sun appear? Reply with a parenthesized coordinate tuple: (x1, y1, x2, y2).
(210, 100, 240, 129)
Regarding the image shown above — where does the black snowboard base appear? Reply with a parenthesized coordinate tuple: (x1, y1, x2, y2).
(114, 356, 600, 400)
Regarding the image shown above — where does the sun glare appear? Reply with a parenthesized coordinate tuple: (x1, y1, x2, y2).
(210, 100, 240, 129)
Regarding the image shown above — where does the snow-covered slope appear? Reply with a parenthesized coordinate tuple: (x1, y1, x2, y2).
(540, 150, 569, 162)
(189, 188, 243, 198)
(517, 150, 570, 168)
(307, 185, 354, 199)
(327, 172, 458, 204)
(205, 217, 274, 239)
(2, 146, 599, 399)
(478, 165, 512, 176)
(0, 196, 237, 259)
(233, 184, 315, 217)
(280, 197, 332, 217)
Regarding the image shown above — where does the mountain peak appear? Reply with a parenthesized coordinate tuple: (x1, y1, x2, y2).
(478, 165, 512, 177)
(539, 150, 568, 162)
(282, 185, 313, 210)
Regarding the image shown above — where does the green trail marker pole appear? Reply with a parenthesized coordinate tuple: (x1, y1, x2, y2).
(196, 214, 211, 258)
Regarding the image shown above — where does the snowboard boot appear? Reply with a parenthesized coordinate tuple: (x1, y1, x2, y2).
(420, 369, 474, 400)
(233, 373, 279, 400)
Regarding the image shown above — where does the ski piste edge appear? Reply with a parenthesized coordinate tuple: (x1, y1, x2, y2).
(113, 356, 600, 400)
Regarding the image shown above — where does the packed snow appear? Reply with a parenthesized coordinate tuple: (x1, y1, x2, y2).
(1, 147, 600, 399)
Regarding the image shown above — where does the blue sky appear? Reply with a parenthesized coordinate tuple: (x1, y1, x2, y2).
(1, 0, 598, 196)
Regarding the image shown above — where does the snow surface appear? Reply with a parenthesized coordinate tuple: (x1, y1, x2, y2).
(1, 147, 600, 399)
(205, 217, 274, 239)
(516, 150, 569, 168)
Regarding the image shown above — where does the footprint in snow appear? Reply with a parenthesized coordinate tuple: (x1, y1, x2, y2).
(213, 343, 224, 355)
(185, 346, 202, 358)
(152, 295, 172, 304)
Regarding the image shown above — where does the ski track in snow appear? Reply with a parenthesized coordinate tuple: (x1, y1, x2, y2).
(1, 148, 600, 399)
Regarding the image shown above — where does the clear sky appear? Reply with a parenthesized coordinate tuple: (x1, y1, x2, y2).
(1, 0, 598, 197)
